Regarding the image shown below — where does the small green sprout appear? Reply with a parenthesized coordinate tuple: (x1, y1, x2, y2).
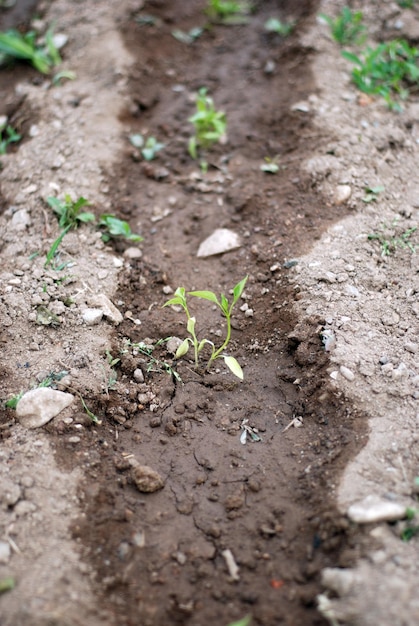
(264, 17, 294, 37)
(52, 69, 76, 85)
(205, 0, 252, 24)
(397, 0, 414, 7)
(401, 507, 419, 541)
(362, 185, 385, 203)
(172, 27, 203, 45)
(342, 39, 419, 110)
(227, 617, 251, 626)
(127, 338, 182, 383)
(0, 577, 15, 594)
(5, 392, 23, 409)
(260, 156, 279, 174)
(0, 119, 21, 154)
(129, 133, 165, 161)
(47, 194, 95, 229)
(0, 26, 61, 74)
(319, 7, 366, 46)
(99, 214, 143, 243)
(164, 276, 248, 379)
(188, 87, 227, 159)
(368, 220, 417, 256)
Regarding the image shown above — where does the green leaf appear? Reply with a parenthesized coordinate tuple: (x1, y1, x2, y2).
(0, 577, 15, 594)
(188, 290, 220, 304)
(163, 296, 184, 308)
(227, 615, 251, 626)
(232, 275, 248, 304)
(341, 50, 362, 65)
(220, 293, 229, 315)
(176, 338, 190, 358)
(223, 355, 244, 380)
(187, 316, 196, 335)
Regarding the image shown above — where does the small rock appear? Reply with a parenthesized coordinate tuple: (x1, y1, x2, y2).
(133, 368, 144, 383)
(334, 185, 352, 205)
(0, 478, 21, 509)
(16, 388, 74, 428)
(166, 336, 183, 355)
(124, 246, 142, 259)
(381, 311, 400, 326)
(162, 285, 173, 295)
(90, 294, 123, 325)
(197, 228, 241, 257)
(0, 541, 11, 564)
(245, 308, 254, 317)
(405, 341, 418, 354)
(131, 463, 164, 493)
(348, 496, 407, 524)
(340, 366, 355, 382)
(322, 567, 356, 595)
(82, 308, 103, 325)
(11, 209, 31, 231)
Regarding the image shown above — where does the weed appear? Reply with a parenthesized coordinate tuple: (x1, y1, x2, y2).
(52, 69, 76, 85)
(397, 0, 414, 7)
(129, 133, 165, 160)
(45, 194, 142, 267)
(99, 214, 143, 243)
(319, 7, 366, 46)
(0, 26, 61, 74)
(126, 338, 182, 383)
(368, 220, 417, 256)
(172, 27, 203, 45)
(163, 276, 248, 379)
(342, 39, 419, 110)
(264, 17, 294, 37)
(205, 0, 252, 24)
(401, 507, 419, 541)
(0, 577, 15, 594)
(260, 156, 279, 174)
(0, 119, 21, 154)
(188, 87, 227, 159)
(102, 350, 120, 395)
(227, 617, 251, 626)
(5, 392, 23, 409)
(362, 185, 385, 203)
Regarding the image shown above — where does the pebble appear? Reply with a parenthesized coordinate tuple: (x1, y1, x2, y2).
(124, 247, 142, 259)
(133, 368, 144, 383)
(0, 541, 11, 564)
(334, 184, 352, 205)
(90, 294, 123, 325)
(16, 388, 74, 428)
(82, 308, 103, 325)
(0, 478, 22, 509)
(381, 311, 400, 326)
(347, 496, 407, 524)
(340, 366, 355, 381)
(130, 463, 164, 493)
(405, 341, 418, 354)
(166, 336, 183, 354)
(197, 228, 241, 257)
(11, 209, 31, 231)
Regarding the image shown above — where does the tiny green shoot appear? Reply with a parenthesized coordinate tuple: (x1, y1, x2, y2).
(401, 507, 419, 541)
(362, 185, 385, 203)
(205, 0, 252, 24)
(99, 214, 143, 243)
(52, 69, 76, 85)
(260, 156, 279, 174)
(227, 617, 252, 626)
(129, 133, 165, 160)
(397, 0, 414, 7)
(47, 194, 95, 229)
(368, 220, 417, 256)
(0, 120, 21, 155)
(319, 7, 366, 46)
(188, 87, 227, 159)
(163, 276, 248, 379)
(0, 577, 15, 594)
(0, 26, 61, 74)
(172, 27, 203, 44)
(264, 17, 294, 37)
(127, 338, 183, 383)
(342, 39, 419, 110)
(5, 391, 23, 409)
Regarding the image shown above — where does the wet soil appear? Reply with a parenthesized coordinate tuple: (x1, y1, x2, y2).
(0, 1, 371, 625)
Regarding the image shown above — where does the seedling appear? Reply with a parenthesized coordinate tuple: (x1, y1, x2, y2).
(0, 120, 21, 154)
(163, 276, 248, 379)
(342, 39, 419, 110)
(0, 26, 61, 74)
(0, 577, 15, 594)
(401, 507, 419, 541)
(362, 185, 385, 203)
(102, 350, 120, 395)
(319, 7, 366, 46)
(368, 220, 417, 256)
(5, 392, 23, 409)
(227, 617, 251, 626)
(129, 133, 165, 160)
(264, 17, 294, 37)
(260, 156, 279, 174)
(397, 0, 414, 7)
(205, 0, 252, 24)
(188, 87, 227, 159)
(172, 27, 203, 45)
(99, 214, 143, 242)
(47, 194, 95, 229)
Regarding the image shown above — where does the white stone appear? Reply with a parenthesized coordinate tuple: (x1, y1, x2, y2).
(90, 294, 123, 325)
(82, 308, 103, 325)
(11, 209, 31, 231)
(124, 247, 142, 259)
(340, 366, 355, 381)
(0, 541, 11, 564)
(16, 388, 74, 428)
(197, 229, 241, 257)
(334, 184, 352, 205)
(348, 496, 407, 524)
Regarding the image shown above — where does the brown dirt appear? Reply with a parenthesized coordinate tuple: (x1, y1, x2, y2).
(2, 1, 419, 625)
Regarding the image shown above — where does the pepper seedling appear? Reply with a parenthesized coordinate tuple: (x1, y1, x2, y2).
(163, 276, 248, 379)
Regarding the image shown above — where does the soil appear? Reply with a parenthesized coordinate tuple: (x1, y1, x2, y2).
(0, 1, 418, 626)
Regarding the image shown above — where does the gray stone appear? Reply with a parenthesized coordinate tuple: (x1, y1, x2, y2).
(0, 478, 21, 509)
(0, 541, 11, 564)
(348, 496, 407, 524)
(197, 228, 241, 257)
(16, 388, 74, 428)
(334, 185, 352, 205)
(82, 308, 103, 325)
(90, 294, 123, 325)
(340, 366, 355, 382)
